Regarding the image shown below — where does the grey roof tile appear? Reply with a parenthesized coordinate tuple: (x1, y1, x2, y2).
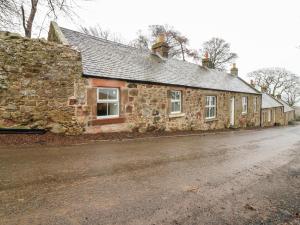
(276, 98, 294, 112)
(60, 27, 259, 94)
(262, 93, 283, 109)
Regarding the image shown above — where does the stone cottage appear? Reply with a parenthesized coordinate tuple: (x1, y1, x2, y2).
(0, 23, 261, 135)
(276, 96, 295, 125)
(47, 22, 261, 134)
(261, 93, 284, 127)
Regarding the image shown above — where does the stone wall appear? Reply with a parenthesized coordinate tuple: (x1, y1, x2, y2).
(295, 107, 300, 120)
(284, 111, 295, 125)
(84, 78, 261, 133)
(261, 107, 284, 127)
(0, 32, 86, 134)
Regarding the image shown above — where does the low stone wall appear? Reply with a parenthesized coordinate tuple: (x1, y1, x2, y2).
(0, 32, 85, 135)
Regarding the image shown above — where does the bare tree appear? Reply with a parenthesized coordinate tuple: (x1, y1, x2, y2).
(130, 30, 149, 50)
(283, 76, 300, 106)
(130, 24, 199, 61)
(0, 0, 88, 38)
(0, 0, 19, 30)
(148, 25, 198, 61)
(248, 67, 300, 106)
(80, 24, 125, 44)
(200, 37, 237, 71)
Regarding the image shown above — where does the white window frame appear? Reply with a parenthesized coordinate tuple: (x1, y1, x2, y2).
(170, 90, 182, 114)
(253, 97, 257, 113)
(97, 87, 119, 119)
(242, 96, 248, 114)
(268, 110, 271, 122)
(205, 96, 217, 119)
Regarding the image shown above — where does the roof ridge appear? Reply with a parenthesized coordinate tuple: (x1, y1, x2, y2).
(59, 26, 215, 70)
(59, 26, 151, 53)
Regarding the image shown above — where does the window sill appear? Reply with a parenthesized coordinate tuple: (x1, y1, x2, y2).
(205, 118, 218, 122)
(88, 117, 125, 126)
(169, 113, 185, 118)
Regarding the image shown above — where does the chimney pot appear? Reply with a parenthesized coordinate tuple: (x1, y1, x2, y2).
(261, 85, 268, 93)
(230, 63, 238, 76)
(202, 52, 212, 68)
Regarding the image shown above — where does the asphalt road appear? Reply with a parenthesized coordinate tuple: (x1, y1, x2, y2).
(0, 125, 300, 225)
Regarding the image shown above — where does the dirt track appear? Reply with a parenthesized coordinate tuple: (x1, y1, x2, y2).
(0, 125, 299, 225)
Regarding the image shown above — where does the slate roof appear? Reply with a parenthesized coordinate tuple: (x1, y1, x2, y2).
(59, 27, 259, 94)
(276, 98, 294, 112)
(262, 93, 283, 109)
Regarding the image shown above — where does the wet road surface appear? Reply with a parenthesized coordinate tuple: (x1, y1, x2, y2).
(0, 125, 300, 225)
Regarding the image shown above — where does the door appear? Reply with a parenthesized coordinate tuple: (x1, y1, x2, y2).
(230, 97, 235, 126)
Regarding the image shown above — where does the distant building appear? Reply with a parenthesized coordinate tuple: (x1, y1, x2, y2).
(261, 93, 284, 127)
(276, 96, 295, 124)
(294, 106, 300, 120)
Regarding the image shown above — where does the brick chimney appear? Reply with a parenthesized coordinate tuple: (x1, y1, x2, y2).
(230, 63, 238, 76)
(151, 34, 169, 58)
(202, 52, 212, 68)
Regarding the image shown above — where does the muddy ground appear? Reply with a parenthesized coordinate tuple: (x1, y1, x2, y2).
(0, 124, 299, 225)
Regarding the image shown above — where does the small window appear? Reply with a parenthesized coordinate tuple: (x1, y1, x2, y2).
(97, 88, 119, 118)
(170, 91, 182, 114)
(205, 96, 217, 119)
(253, 97, 257, 112)
(242, 97, 248, 114)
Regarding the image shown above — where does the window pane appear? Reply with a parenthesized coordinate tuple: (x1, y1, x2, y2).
(171, 91, 181, 100)
(98, 89, 108, 100)
(97, 103, 107, 116)
(175, 102, 181, 112)
(171, 91, 175, 100)
(206, 97, 209, 106)
(171, 102, 181, 112)
(210, 107, 215, 118)
(108, 103, 118, 116)
(205, 108, 210, 118)
(211, 96, 216, 105)
(108, 89, 118, 100)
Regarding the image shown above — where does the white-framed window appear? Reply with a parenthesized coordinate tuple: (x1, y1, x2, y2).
(97, 87, 119, 118)
(170, 90, 182, 114)
(205, 96, 217, 119)
(268, 110, 271, 122)
(253, 97, 257, 113)
(242, 96, 248, 114)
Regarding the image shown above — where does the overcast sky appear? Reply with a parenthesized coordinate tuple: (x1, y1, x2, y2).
(54, 0, 300, 80)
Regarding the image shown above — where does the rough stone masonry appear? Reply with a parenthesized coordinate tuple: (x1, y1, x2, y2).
(0, 32, 86, 135)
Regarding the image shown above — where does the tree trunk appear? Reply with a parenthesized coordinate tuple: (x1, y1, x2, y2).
(21, 0, 38, 38)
